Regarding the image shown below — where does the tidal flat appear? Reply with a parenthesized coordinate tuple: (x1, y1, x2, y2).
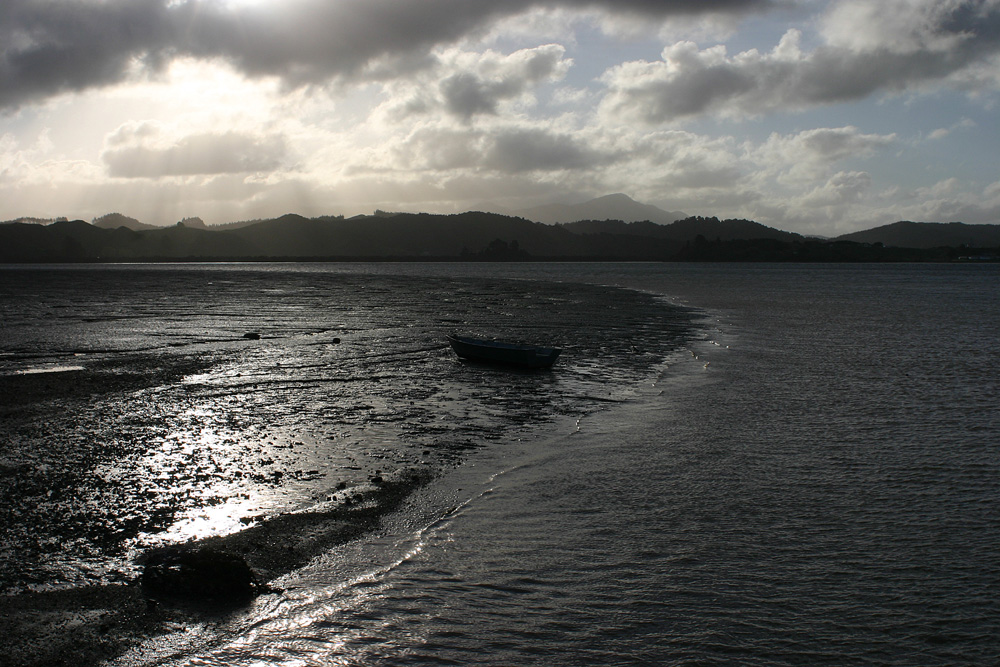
(0, 357, 436, 667)
(1, 265, 697, 666)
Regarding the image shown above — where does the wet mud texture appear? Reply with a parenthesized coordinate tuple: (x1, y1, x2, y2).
(1, 354, 432, 666)
(0, 468, 430, 667)
(0, 272, 698, 666)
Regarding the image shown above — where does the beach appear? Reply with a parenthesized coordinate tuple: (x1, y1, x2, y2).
(1, 264, 700, 666)
(3, 262, 999, 666)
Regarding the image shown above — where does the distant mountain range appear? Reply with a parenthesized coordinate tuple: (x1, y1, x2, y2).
(1, 196, 998, 262)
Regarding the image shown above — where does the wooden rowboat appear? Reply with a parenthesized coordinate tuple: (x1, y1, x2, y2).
(447, 334, 561, 369)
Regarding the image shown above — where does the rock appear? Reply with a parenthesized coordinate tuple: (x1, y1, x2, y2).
(139, 546, 261, 604)
(243, 332, 261, 340)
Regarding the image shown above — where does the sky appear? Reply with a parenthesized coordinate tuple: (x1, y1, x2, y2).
(1, 0, 999, 236)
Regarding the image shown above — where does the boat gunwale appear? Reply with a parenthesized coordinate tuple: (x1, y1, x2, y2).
(447, 334, 561, 368)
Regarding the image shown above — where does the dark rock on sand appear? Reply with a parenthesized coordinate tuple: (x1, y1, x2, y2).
(140, 547, 261, 604)
(3, 468, 432, 667)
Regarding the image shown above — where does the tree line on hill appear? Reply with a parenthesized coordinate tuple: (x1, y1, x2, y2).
(1, 211, 997, 262)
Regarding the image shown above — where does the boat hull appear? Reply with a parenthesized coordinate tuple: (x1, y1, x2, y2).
(448, 335, 561, 369)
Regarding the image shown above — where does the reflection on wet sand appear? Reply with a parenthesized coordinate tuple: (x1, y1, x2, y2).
(0, 266, 697, 667)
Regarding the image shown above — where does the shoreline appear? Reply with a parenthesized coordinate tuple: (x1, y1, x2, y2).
(0, 468, 432, 667)
(0, 352, 438, 667)
(1, 266, 705, 666)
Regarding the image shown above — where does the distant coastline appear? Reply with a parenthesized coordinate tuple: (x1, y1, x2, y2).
(2, 211, 998, 263)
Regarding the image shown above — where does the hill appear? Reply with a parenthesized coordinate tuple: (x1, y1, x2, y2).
(561, 216, 802, 244)
(0, 219, 255, 261)
(226, 211, 682, 258)
(835, 221, 1000, 249)
(92, 213, 158, 231)
(1, 212, 996, 262)
(0, 211, 743, 261)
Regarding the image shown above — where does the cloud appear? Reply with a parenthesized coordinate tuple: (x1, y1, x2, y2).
(927, 117, 976, 139)
(5, 1, 999, 234)
(482, 128, 611, 172)
(0, 0, 173, 109)
(800, 170, 872, 206)
(819, 0, 996, 54)
(0, 0, 771, 111)
(779, 127, 897, 163)
(437, 45, 572, 119)
(360, 119, 896, 223)
(373, 44, 572, 123)
(599, 0, 1000, 123)
(102, 126, 287, 177)
(891, 177, 1000, 223)
(386, 122, 613, 174)
(750, 126, 897, 182)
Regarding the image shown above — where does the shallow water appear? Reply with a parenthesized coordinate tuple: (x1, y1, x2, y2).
(0, 264, 697, 592)
(4, 262, 999, 666)
(126, 262, 1000, 667)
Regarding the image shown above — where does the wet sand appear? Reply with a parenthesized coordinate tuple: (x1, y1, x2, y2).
(0, 362, 434, 667)
(0, 267, 700, 666)
(1, 466, 430, 667)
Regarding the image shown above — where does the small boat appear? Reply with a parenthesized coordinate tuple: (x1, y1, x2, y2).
(448, 334, 561, 369)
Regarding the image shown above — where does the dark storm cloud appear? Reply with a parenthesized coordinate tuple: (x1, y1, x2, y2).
(0, 0, 173, 108)
(102, 131, 287, 178)
(0, 0, 772, 110)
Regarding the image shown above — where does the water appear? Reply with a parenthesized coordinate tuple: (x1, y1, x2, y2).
(0, 264, 696, 592)
(2, 262, 999, 665)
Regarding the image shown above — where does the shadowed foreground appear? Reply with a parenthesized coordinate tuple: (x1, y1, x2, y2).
(0, 468, 430, 667)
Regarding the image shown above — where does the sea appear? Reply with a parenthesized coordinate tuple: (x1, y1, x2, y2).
(1, 262, 998, 666)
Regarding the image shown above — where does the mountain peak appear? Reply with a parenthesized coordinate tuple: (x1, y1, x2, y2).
(93, 212, 156, 231)
(592, 193, 636, 203)
(516, 194, 686, 225)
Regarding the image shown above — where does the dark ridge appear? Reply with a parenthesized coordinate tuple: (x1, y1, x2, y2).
(2, 212, 998, 262)
(834, 220, 1000, 249)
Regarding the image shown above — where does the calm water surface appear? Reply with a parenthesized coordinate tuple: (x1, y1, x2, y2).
(3, 262, 999, 666)
(178, 263, 998, 667)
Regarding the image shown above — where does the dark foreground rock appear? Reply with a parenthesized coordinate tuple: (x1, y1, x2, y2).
(140, 547, 262, 604)
(0, 468, 432, 667)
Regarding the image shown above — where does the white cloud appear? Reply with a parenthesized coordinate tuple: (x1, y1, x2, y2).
(800, 170, 872, 206)
(440, 45, 572, 119)
(918, 177, 962, 198)
(889, 178, 1000, 223)
(482, 127, 609, 172)
(750, 126, 897, 182)
(820, 0, 991, 54)
(598, 1, 1000, 124)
